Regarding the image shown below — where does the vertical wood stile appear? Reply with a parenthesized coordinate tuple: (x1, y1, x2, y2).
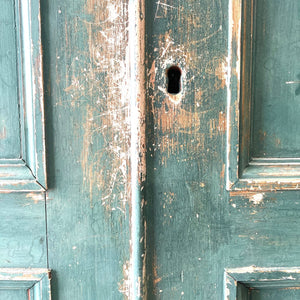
(129, 0, 146, 298)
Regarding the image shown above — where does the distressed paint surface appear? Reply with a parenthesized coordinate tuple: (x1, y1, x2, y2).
(251, 0, 300, 158)
(144, 0, 228, 298)
(0, 194, 47, 268)
(143, 0, 300, 299)
(42, 0, 134, 298)
(2, 0, 300, 299)
(0, 0, 20, 158)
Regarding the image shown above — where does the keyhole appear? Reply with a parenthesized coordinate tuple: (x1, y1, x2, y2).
(167, 66, 181, 94)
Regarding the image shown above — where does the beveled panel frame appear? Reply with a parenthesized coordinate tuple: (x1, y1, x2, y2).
(226, 0, 300, 191)
(224, 266, 300, 300)
(0, 268, 51, 299)
(0, 0, 46, 192)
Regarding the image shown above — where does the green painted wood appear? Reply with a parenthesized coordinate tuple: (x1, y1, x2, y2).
(251, 0, 300, 158)
(0, 0, 21, 158)
(143, 0, 300, 299)
(3, 0, 300, 298)
(0, 0, 46, 191)
(0, 269, 51, 299)
(0, 290, 27, 300)
(250, 289, 300, 300)
(0, 194, 47, 268)
(42, 0, 134, 298)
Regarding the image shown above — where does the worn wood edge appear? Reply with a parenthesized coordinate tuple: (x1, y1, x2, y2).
(32, 0, 47, 189)
(128, 0, 146, 298)
(226, 0, 242, 190)
(0, 164, 45, 192)
(0, 180, 45, 192)
(0, 268, 51, 280)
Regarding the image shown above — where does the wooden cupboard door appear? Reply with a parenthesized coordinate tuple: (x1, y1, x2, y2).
(143, 0, 300, 299)
(3, 0, 300, 299)
(0, 0, 50, 298)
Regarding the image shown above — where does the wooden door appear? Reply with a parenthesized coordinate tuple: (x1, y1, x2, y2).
(0, 0, 50, 298)
(2, 0, 300, 299)
(143, 0, 300, 299)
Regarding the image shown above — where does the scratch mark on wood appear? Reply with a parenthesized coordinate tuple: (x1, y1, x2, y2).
(155, 1, 178, 19)
(69, 0, 131, 212)
(0, 127, 6, 139)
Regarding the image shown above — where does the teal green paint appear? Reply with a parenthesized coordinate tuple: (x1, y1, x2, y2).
(228, 0, 300, 191)
(144, 0, 300, 299)
(0, 0, 46, 191)
(251, 0, 300, 158)
(0, 290, 27, 300)
(0, 0, 21, 158)
(0, 269, 51, 299)
(251, 289, 300, 300)
(226, 267, 300, 299)
(2, 0, 300, 299)
(0, 194, 47, 268)
(42, 0, 132, 298)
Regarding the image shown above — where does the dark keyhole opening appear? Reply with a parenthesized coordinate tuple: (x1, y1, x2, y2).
(167, 66, 181, 94)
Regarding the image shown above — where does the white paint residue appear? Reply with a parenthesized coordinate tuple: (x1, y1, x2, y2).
(249, 193, 264, 205)
(26, 193, 44, 202)
(224, 274, 232, 299)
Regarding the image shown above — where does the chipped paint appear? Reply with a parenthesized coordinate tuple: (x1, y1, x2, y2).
(249, 193, 264, 205)
(224, 274, 233, 300)
(0, 127, 6, 139)
(218, 112, 226, 134)
(26, 192, 44, 203)
(118, 260, 130, 298)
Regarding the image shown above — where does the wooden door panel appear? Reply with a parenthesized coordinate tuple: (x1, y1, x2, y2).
(0, 0, 21, 158)
(252, 0, 300, 158)
(144, 0, 300, 299)
(42, 0, 132, 298)
(2, 0, 299, 298)
(0, 0, 46, 191)
(0, 290, 27, 300)
(0, 0, 50, 298)
(0, 194, 47, 268)
(228, 0, 300, 191)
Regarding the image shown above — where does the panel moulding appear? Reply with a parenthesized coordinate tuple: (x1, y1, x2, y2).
(0, 0, 46, 192)
(0, 268, 51, 299)
(226, 0, 300, 191)
(224, 266, 300, 300)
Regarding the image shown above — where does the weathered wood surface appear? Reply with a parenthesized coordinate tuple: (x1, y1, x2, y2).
(42, 0, 134, 298)
(1, 0, 300, 299)
(144, 0, 300, 299)
(0, 0, 20, 158)
(0, 193, 47, 268)
(251, 0, 300, 158)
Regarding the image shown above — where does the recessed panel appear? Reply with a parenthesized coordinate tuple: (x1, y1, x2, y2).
(225, 267, 300, 300)
(0, 0, 46, 191)
(0, 290, 27, 300)
(251, 288, 300, 300)
(0, 289, 27, 300)
(0, 0, 21, 159)
(227, 0, 300, 190)
(251, 0, 300, 158)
